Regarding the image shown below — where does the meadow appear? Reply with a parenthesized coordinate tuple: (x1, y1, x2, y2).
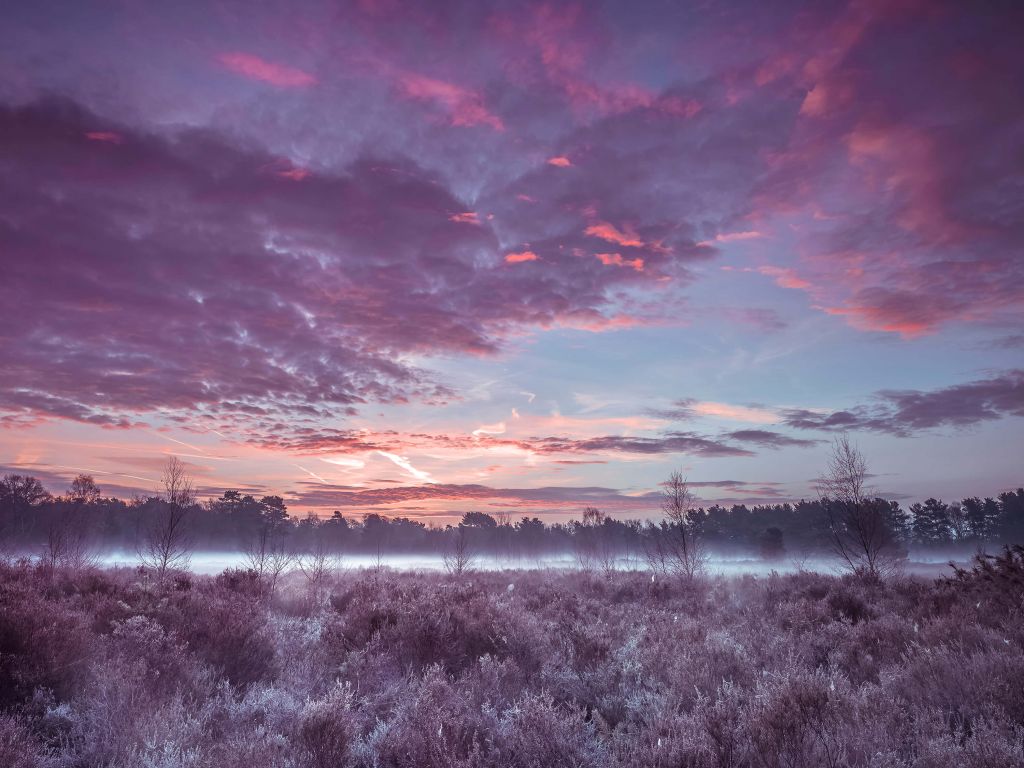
(1, 551, 1022, 768)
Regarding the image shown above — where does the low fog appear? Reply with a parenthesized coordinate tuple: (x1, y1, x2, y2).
(84, 549, 971, 578)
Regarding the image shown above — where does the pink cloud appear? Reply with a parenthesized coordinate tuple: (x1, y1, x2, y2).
(698, 230, 764, 246)
(449, 211, 480, 224)
(85, 131, 122, 144)
(552, 312, 645, 333)
(499, 4, 701, 120)
(396, 72, 503, 130)
(218, 52, 316, 87)
(757, 265, 812, 291)
(595, 252, 644, 272)
(277, 167, 311, 181)
(547, 156, 572, 167)
(585, 221, 643, 248)
(505, 250, 538, 263)
(754, 52, 799, 87)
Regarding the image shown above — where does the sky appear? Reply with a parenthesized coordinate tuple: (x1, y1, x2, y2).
(1, 0, 1022, 523)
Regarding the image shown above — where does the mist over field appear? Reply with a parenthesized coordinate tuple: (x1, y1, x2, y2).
(85, 550, 967, 578)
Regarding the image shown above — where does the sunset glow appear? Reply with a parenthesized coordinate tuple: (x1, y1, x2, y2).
(1, 0, 1022, 523)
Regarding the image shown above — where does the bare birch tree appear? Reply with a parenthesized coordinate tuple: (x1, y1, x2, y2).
(816, 435, 903, 580)
(444, 524, 476, 577)
(140, 457, 194, 580)
(645, 470, 707, 581)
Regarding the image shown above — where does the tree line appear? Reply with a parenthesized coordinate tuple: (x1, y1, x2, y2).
(2, 454, 1021, 574)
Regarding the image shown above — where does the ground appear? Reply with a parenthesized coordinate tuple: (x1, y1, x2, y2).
(1, 561, 1022, 767)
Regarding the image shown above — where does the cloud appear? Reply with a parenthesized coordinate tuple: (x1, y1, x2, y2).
(239, 420, 777, 462)
(289, 481, 660, 512)
(218, 52, 316, 87)
(0, 98, 689, 434)
(724, 430, 819, 449)
(395, 72, 504, 130)
(585, 222, 644, 248)
(719, 307, 788, 333)
(651, 399, 778, 424)
(595, 253, 644, 271)
(472, 421, 506, 437)
(505, 250, 538, 263)
(745, 3, 1024, 337)
(85, 131, 122, 144)
(526, 433, 755, 458)
(782, 370, 1024, 437)
(697, 230, 764, 246)
(755, 266, 812, 291)
(376, 451, 434, 483)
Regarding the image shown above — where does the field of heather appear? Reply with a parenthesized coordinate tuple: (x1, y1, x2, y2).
(2, 556, 1022, 768)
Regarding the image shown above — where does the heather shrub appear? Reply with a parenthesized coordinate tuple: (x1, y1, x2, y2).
(1, 563, 1022, 766)
(0, 714, 45, 768)
(298, 681, 360, 768)
(887, 643, 1024, 730)
(201, 683, 303, 767)
(698, 681, 752, 768)
(0, 576, 95, 708)
(826, 581, 876, 624)
(215, 567, 267, 599)
(328, 577, 505, 675)
(947, 545, 1024, 613)
(109, 615, 207, 698)
(168, 587, 277, 688)
(369, 667, 491, 768)
(747, 668, 845, 768)
(832, 612, 915, 684)
(491, 691, 605, 768)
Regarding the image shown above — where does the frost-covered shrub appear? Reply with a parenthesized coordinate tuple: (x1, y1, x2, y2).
(491, 691, 604, 768)
(298, 682, 360, 768)
(0, 576, 94, 707)
(1, 563, 1023, 767)
(369, 667, 491, 768)
(747, 669, 845, 768)
(0, 714, 44, 768)
(174, 589, 277, 688)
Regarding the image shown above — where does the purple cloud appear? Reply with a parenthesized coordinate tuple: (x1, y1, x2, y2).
(782, 370, 1024, 437)
(0, 98, 696, 432)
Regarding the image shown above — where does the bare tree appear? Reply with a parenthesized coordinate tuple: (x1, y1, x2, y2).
(574, 507, 599, 572)
(443, 524, 476, 577)
(42, 515, 97, 572)
(41, 474, 101, 572)
(297, 537, 340, 603)
(140, 457, 194, 580)
(650, 470, 707, 581)
(575, 506, 616, 575)
(244, 524, 294, 596)
(816, 435, 903, 580)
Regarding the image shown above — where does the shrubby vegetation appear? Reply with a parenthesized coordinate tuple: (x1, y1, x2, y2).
(0, 556, 1022, 767)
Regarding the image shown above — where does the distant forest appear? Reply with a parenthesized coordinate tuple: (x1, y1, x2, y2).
(2, 471, 1022, 561)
